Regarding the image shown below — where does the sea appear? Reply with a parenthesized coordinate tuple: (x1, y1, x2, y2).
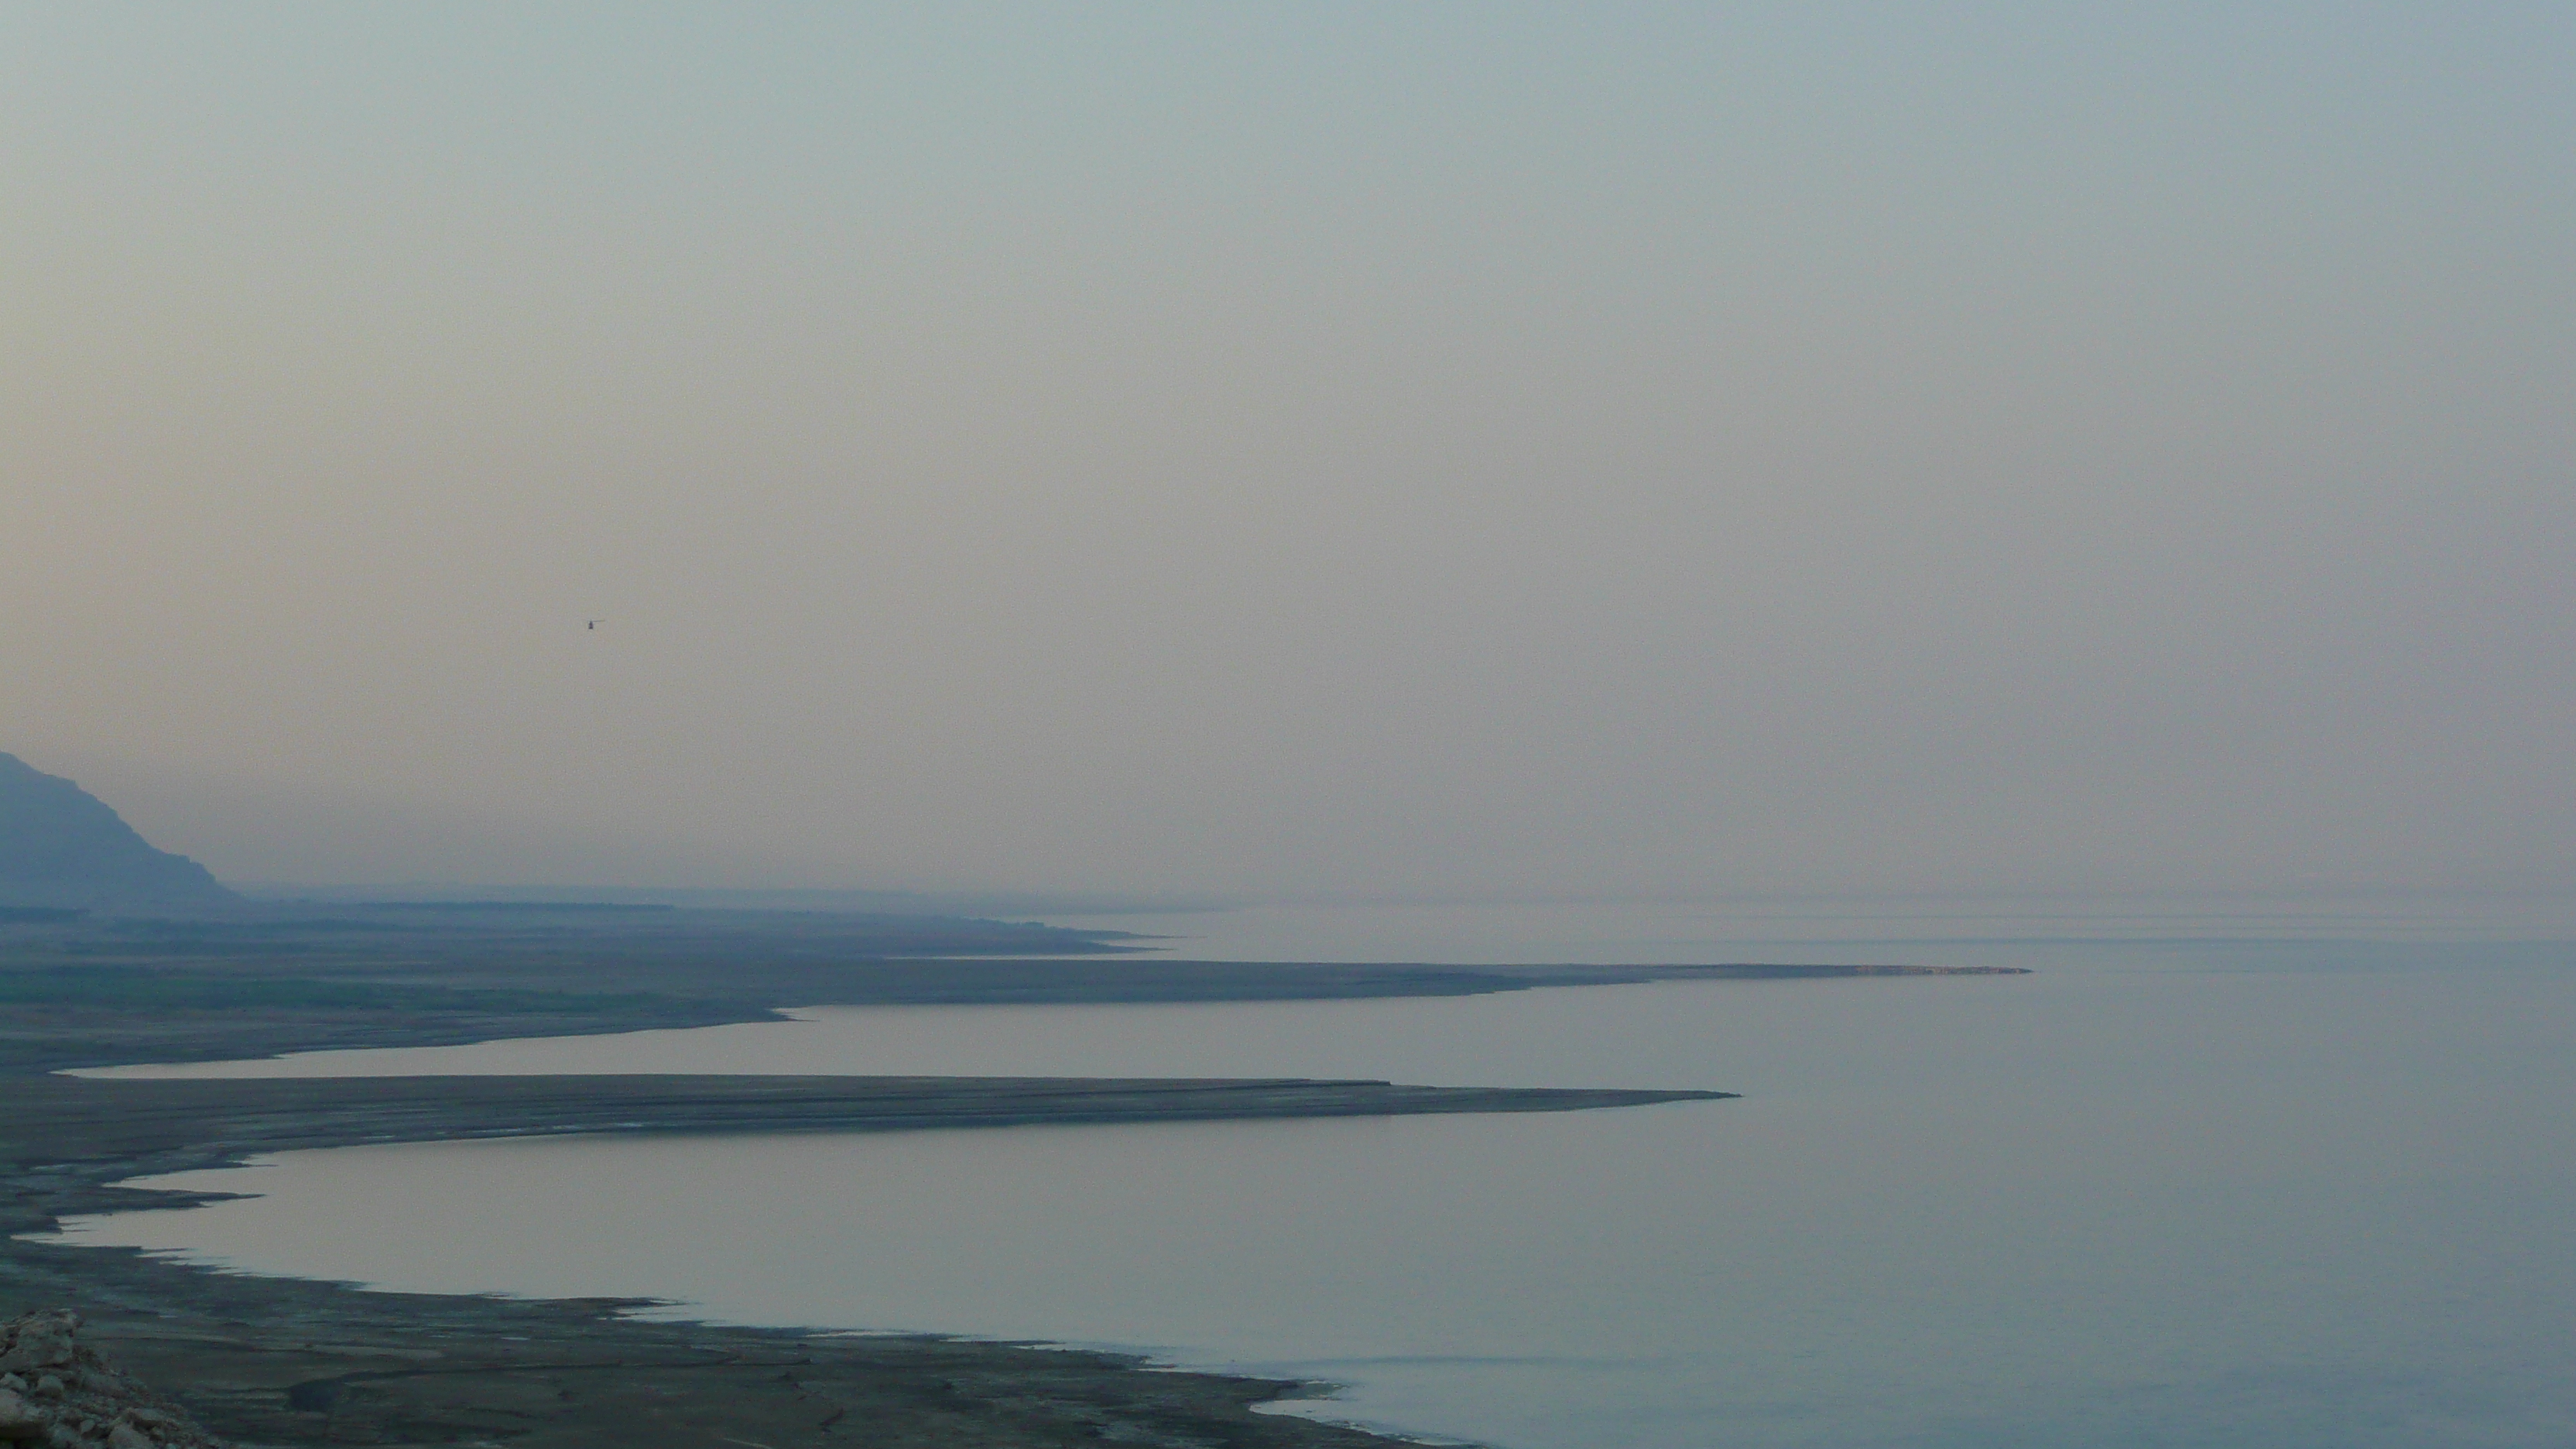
(48, 897, 2576, 1448)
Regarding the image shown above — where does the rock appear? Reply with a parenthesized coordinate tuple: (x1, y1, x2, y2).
(0, 1317, 218, 1449)
(0, 1387, 46, 1439)
(0, 1316, 75, 1374)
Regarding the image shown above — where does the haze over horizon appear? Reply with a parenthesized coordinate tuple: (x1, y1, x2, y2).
(8, 5, 2571, 905)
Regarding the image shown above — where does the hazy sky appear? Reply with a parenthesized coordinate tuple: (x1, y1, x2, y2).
(6, 3, 2571, 899)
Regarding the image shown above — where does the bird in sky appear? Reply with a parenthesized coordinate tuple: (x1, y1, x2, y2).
(586, 619, 604, 630)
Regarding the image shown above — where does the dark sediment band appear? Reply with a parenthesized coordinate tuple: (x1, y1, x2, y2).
(8, 1072, 1729, 1223)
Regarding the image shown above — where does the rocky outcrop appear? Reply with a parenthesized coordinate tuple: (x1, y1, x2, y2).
(0, 1312, 221, 1449)
(0, 755, 229, 906)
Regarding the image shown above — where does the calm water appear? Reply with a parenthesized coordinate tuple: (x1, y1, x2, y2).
(52, 908, 2576, 1448)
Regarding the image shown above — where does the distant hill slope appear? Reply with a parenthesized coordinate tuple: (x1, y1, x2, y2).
(0, 754, 232, 903)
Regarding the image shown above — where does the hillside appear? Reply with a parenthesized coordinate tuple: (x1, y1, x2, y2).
(0, 755, 231, 904)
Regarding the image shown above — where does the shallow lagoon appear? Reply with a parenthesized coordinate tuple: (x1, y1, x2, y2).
(57, 913, 2576, 1448)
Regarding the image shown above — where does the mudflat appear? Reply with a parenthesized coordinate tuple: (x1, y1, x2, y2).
(0, 903, 2014, 1447)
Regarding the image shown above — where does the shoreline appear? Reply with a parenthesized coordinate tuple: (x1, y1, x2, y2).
(9, 1074, 1731, 1448)
(2, 906, 2012, 1446)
